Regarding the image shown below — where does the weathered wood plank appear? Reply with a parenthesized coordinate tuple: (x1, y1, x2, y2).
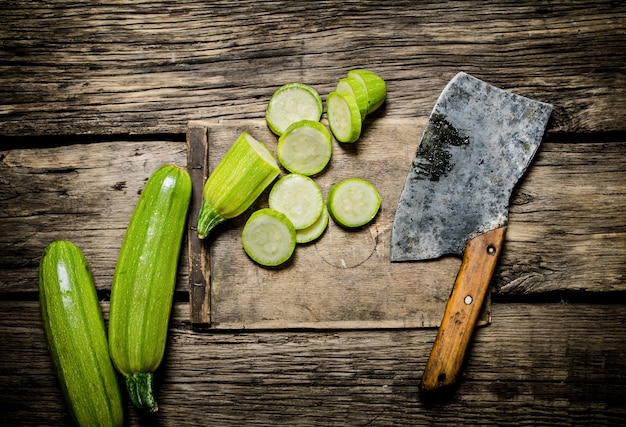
(1, 1, 624, 136)
(1, 301, 625, 425)
(497, 139, 626, 294)
(0, 140, 188, 293)
(1, 121, 624, 301)
(186, 125, 211, 328)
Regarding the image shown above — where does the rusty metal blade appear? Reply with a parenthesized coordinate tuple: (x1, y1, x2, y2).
(390, 72, 552, 261)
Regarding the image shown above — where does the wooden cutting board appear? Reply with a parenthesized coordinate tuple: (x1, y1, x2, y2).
(186, 118, 491, 331)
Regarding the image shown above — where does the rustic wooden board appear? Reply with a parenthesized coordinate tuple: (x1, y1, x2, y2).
(2, 300, 625, 426)
(1, 127, 624, 302)
(1, 1, 625, 136)
(186, 125, 211, 327)
(187, 118, 489, 330)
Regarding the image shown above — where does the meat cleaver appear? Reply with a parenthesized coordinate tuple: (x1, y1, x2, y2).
(390, 72, 552, 394)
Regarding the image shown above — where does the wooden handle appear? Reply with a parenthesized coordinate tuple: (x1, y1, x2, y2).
(419, 226, 507, 394)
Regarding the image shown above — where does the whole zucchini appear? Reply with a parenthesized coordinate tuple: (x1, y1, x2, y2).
(108, 164, 192, 412)
(39, 240, 124, 427)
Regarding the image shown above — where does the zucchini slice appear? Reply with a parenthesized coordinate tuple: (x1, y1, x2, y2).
(327, 177, 381, 228)
(242, 208, 296, 267)
(268, 173, 324, 230)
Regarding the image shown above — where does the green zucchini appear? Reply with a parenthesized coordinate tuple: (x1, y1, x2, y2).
(327, 177, 381, 228)
(39, 240, 124, 427)
(197, 131, 280, 239)
(242, 208, 296, 267)
(108, 164, 192, 412)
(346, 69, 387, 115)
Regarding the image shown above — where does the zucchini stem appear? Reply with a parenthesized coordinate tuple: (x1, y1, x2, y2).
(197, 201, 226, 239)
(126, 372, 158, 413)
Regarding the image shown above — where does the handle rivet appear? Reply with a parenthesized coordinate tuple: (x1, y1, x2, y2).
(464, 295, 473, 305)
(487, 245, 496, 255)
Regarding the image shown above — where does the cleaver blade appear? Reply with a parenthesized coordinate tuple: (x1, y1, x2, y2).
(390, 72, 552, 395)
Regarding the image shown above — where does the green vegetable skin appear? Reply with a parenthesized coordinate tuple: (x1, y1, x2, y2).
(197, 131, 280, 239)
(109, 164, 192, 412)
(39, 240, 124, 427)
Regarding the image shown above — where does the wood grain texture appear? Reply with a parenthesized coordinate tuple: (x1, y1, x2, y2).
(1, 121, 624, 299)
(1, 300, 625, 426)
(0, 140, 188, 294)
(186, 125, 211, 328)
(497, 139, 626, 294)
(1, 1, 624, 136)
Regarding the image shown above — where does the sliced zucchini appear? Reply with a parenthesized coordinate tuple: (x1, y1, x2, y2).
(266, 83, 323, 136)
(327, 177, 381, 228)
(346, 69, 387, 114)
(336, 76, 369, 121)
(296, 205, 329, 244)
(268, 173, 324, 230)
(326, 91, 362, 143)
(277, 120, 332, 176)
(242, 208, 296, 267)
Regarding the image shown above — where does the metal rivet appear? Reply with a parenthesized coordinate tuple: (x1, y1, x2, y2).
(487, 245, 496, 255)
(464, 295, 473, 305)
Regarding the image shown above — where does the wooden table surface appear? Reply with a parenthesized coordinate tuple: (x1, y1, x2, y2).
(1, 1, 625, 425)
